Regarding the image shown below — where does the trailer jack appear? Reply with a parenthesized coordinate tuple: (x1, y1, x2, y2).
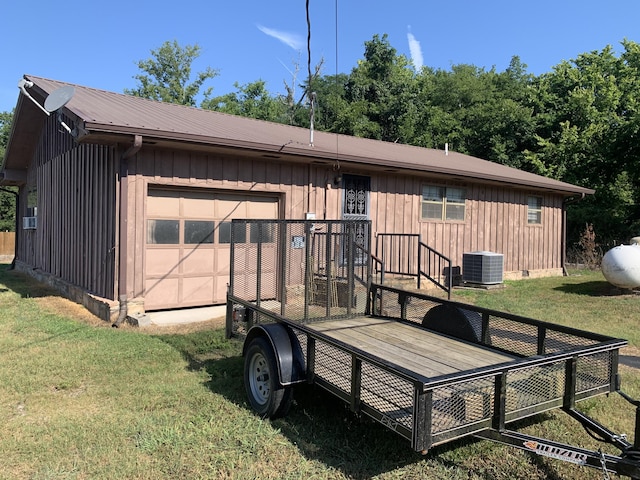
(475, 385, 640, 479)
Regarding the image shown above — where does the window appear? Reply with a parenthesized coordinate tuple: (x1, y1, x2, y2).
(27, 187, 37, 217)
(219, 221, 246, 244)
(185, 221, 215, 244)
(147, 219, 179, 244)
(421, 186, 466, 221)
(250, 223, 275, 243)
(527, 196, 542, 224)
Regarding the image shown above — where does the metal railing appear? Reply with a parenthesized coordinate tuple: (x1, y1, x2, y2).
(376, 233, 452, 299)
(418, 240, 452, 298)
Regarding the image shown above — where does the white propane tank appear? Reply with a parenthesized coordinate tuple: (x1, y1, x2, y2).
(601, 244, 640, 289)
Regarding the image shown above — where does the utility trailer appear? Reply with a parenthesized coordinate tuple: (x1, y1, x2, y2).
(225, 219, 640, 478)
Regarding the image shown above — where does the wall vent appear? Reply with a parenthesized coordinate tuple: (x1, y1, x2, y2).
(22, 216, 37, 230)
(462, 251, 503, 284)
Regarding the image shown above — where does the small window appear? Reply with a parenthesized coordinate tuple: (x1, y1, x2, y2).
(27, 187, 38, 217)
(147, 219, 179, 244)
(185, 220, 215, 244)
(250, 223, 275, 243)
(219, 221, 246, 244)
(421, 186, 466, 221)
(528, 196, 542, 224)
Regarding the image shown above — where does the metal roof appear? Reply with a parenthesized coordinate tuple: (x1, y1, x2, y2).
(3, 75, 594, 195)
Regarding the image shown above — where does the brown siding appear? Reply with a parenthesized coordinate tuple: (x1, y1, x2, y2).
(19, 116, 117, 299)
(19, 131, 565, 309)
(122, 149, 565, 302)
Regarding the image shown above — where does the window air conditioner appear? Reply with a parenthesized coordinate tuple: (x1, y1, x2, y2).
(23, 216, 37, 230)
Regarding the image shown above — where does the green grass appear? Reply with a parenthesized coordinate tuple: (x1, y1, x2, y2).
(0, 265, 638, 479)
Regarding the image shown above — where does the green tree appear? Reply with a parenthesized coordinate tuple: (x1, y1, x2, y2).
(125, 40, 218, 106)
(341, 34, 418, 143)
(0, 111, 17, 232)
(413, 57, 536, 168)
(202, 80, 287, 122)
(526, 42, 640, 246)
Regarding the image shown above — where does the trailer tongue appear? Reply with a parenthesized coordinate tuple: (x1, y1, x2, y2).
(226, 219, 640, 478)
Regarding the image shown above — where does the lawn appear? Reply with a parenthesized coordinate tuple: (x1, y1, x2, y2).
(0, 264, 638, 479)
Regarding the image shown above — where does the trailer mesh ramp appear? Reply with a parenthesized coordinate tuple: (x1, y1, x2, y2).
(228, 220, 372, 335)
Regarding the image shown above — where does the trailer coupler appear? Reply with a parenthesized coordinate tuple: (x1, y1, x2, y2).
(475, 384, 640, 479)
(617, 373, 640, 454)
(475, 428, 640, 478)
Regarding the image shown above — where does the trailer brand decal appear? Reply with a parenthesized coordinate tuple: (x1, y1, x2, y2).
(380, 415, 400, 431)
(523, 441, 588, 465)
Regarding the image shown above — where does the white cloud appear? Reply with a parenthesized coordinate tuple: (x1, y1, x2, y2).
(407, 29, 424, 71)
(257, 25, 303, 51)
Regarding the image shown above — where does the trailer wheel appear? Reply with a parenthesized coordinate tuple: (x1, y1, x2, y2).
(244, 337, 292, 418)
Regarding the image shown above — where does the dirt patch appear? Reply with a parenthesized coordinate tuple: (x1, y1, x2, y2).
(34, 294, 226, 334)
(35, 295, 110, 328)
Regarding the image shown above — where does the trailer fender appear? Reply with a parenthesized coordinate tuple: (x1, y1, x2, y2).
(422, 304, 483, 343)
(243, 324, 306, 386)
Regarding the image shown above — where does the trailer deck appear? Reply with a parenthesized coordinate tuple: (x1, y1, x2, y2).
(309, 316, 516, 377)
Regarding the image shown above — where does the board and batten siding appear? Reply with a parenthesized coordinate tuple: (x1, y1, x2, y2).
(19, 128, 565, 313)
(20, 115, 118, 300)
(123, 148, 564, 295)
(368, 173, 564, 276)
(121, 148, 337, 299)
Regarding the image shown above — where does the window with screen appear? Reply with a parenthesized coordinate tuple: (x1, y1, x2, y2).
(421, 186, 466, 221)
(527, 196, 542, 224)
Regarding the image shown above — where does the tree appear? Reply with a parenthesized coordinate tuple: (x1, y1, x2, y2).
(525, 42, 640, 247)
(125, 40, 218, 106)
(342, 34, 418, 143)
(202, 80, 287, 122)
(412, 57, 537, 168)
(0, 111, 16, 232)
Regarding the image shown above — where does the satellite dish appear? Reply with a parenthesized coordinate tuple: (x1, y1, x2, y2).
(44, 86, 75, 113)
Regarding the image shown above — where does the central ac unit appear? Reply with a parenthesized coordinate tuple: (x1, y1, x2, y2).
(462, 251, 503, 284)
(23, 216, 37, 230)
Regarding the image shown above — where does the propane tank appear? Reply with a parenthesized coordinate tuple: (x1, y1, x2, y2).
(601, 244, 640, 289)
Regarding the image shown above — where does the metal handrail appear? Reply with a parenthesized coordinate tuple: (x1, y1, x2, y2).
(376, 233, 452, 299)
(418, 240, 452, 299)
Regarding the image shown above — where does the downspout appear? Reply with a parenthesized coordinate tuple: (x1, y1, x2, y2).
(562, 192, 586, 276)
(112, 135, 142, 327)
(0, 186, 19, 270)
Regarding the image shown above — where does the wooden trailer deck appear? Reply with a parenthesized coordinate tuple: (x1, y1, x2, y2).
(309, 316, 517, 379)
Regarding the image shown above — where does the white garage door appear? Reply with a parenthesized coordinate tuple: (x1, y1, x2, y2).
(144, 188, 279, 311)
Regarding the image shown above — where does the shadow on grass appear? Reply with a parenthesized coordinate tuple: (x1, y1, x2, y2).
(0, 263, 63, 298)
(155, 329, 567, 479)
(553, 280, 631, 297)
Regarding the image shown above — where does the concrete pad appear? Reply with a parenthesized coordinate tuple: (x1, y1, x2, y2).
(147, 305, 227, 327)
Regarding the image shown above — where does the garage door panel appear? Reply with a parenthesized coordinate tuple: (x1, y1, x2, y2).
(145, 278, 180, 308)
(182, 277, 214, 304)
(148, 190, 180, 216)
(182, 248, 215, 275)
(248, 197, 279, 218)
(218, 195, 247, 217)
(146, 249, 181, 276)
(216, 248, 230, 275)
(183, 192, 215, 218)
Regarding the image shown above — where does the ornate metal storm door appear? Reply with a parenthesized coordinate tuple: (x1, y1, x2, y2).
(341, 174, 370, 263)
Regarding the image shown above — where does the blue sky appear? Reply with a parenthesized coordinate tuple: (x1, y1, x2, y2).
(2, 0, 639, 112)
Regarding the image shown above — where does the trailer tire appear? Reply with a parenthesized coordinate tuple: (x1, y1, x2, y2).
(244, 336, 292, 419)
(422, 304, 483, 343)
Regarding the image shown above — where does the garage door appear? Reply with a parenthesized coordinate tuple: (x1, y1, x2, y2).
(144, 188, 279, 311)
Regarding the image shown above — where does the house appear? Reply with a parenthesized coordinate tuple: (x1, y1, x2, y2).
(0, 75, 593, 322)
